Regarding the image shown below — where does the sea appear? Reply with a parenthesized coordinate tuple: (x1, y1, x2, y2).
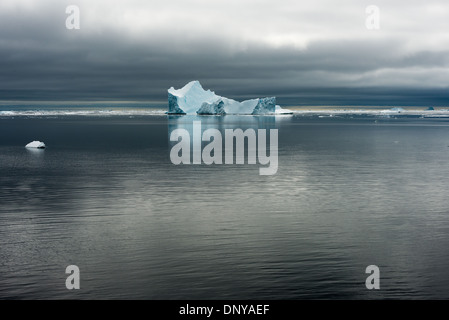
(1, 104, 449, 299)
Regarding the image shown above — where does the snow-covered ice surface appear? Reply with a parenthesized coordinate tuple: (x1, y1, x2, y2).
(25, 141, 46, 148)
(168, 81, 288, 115)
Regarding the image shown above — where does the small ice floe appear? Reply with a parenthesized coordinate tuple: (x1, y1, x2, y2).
(275, 105, 293, 115)
(25, 141, 46, 149)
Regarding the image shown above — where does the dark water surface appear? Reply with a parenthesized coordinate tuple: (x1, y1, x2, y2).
(1, 114, 449, 299)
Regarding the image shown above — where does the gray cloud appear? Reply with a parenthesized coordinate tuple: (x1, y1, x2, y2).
(1, 0, 449, 105)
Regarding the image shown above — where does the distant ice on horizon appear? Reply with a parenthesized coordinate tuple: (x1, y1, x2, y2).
(1, 105, 449, 118)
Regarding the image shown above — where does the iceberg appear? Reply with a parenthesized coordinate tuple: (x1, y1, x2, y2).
(25, 141, 46, 149)
(167, 80, 291, 115)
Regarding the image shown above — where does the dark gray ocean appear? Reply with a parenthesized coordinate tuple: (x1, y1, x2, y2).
(1, 107, 449, 299)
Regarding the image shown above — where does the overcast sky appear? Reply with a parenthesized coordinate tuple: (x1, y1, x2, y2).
(1, 0, 449, 105)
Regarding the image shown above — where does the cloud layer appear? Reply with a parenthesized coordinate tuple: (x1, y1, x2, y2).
(1, 0, 449, 105)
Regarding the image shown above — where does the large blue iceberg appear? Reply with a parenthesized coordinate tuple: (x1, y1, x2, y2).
(168, 81, 292, 115)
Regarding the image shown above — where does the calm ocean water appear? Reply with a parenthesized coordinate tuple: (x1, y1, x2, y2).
(1, 110, 449, 299)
